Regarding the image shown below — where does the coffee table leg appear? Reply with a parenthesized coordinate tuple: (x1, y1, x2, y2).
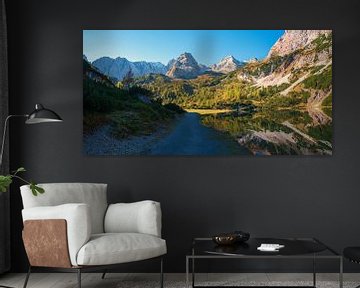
(313, 255, 316, 287)
(339, 257, 343, 288)
(192, 257, 195, 288)
(186, 257, 189, 288)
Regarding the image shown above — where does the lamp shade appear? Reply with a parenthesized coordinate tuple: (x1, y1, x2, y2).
(25, 104, 63, 124)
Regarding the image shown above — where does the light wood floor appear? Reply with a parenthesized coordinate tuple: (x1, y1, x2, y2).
(0, 273, 359, 288)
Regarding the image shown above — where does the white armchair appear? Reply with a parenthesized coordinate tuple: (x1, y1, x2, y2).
(20, 183, 166, 288)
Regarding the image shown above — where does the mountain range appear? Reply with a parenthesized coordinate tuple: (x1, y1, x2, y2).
(89, 31, 332, 82)
(92, 57, 167, 81)
(131, 29, 332, 110)
(85, 30, 332, 109)
(89, 53, 245, 81)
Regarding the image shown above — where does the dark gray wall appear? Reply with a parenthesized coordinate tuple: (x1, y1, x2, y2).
(5, 0, 360, 273)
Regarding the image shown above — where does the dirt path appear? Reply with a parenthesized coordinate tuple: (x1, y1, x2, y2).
(84, 113, 249, 155)
(149, 113, 249, 155)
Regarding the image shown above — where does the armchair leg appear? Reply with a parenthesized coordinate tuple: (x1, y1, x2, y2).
(23, 266, 31, 288)
(101, 270, 107, 279)
(160, 257, 164, 288)
(77, 269, 81, 288)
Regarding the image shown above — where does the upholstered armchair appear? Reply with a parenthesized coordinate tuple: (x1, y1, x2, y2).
(20, 183, 166, 288)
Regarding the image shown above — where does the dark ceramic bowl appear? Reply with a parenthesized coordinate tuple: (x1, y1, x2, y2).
(212, 231, 250, 246)
(212, 233, 238, 245)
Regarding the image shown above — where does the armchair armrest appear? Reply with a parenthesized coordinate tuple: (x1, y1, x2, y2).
(104, 200, 162, 237)
(22, 203, 91, 266)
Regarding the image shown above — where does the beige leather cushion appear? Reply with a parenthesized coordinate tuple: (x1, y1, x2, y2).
(20, 183, 107, 234)
(76, 233, 167, 266)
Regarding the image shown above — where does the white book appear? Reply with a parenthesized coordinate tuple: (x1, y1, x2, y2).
(257, 243, 285, 251)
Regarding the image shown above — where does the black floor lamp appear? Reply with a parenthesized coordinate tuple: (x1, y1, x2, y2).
(0, 103, 63, 167)
(0, 103, 62, 288)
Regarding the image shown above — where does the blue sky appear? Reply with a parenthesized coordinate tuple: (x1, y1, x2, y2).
(83, 30, 284, 66)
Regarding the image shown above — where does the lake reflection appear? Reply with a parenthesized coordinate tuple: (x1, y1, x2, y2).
(200, 108, 332, 155)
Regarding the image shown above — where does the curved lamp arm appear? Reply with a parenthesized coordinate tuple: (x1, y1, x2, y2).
(0, 114, 28, 168)
(0, 104, 63, 170)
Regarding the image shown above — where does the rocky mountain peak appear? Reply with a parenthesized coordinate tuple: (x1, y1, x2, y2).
(211, 55, 244, 73)
(223, 55, 234, 60)
(267, 30, 332, 58)
(176, 52, 199, 67)
(166, 52, 203, 79)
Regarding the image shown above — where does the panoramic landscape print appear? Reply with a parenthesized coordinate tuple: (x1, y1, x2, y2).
(83, 30, 332, 156)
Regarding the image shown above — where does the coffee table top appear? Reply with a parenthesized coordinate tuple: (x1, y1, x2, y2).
(190, 237, 340, 258)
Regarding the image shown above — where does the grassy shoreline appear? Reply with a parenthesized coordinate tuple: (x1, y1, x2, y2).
(185, 108, 235, 115)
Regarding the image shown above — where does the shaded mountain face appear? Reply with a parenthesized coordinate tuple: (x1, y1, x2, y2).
(83, 58, 114, 87)
(211, 55, 245, 73)
(92, 57, 167, 81)
(166, 52, 206, 79)
(267, 30, 332, 58)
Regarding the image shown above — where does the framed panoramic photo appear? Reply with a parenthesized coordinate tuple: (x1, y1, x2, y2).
(83, 30, 332, 156)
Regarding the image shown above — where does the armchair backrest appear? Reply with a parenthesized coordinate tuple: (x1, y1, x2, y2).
(20, 183, 108, 234)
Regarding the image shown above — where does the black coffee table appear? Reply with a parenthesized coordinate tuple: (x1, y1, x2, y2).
(186, 237, 342, 288)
